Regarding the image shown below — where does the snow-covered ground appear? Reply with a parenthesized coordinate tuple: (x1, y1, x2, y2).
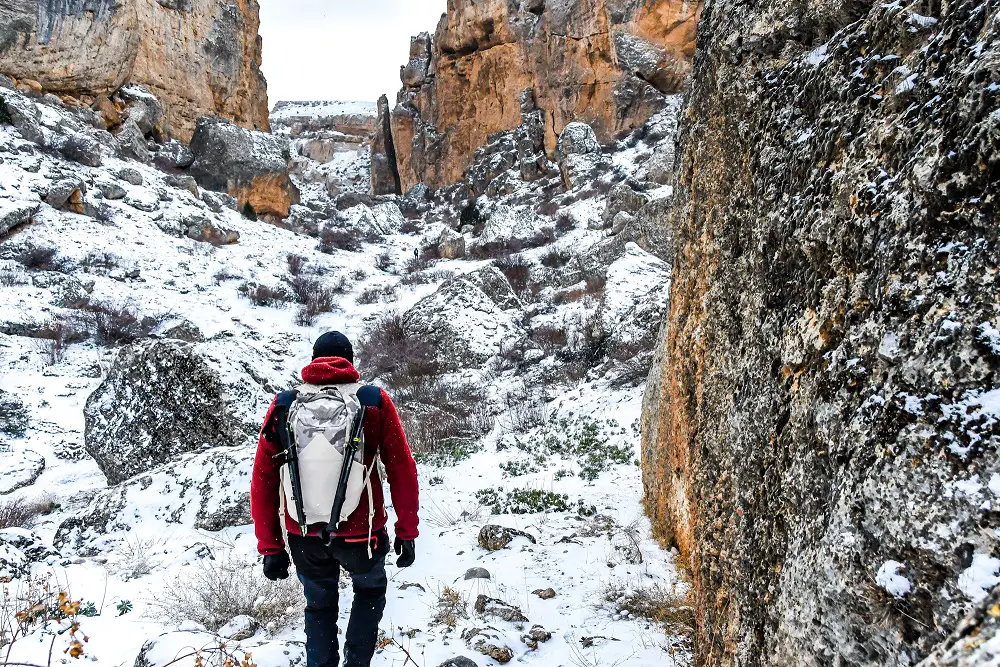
(0, 89, 688, 667)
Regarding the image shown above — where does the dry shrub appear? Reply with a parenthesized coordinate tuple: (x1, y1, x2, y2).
(286, 253, 307, 276)
(400, 379, 494, 465)
(356, 284, 398, 305)
(374, 251, 393, 273)
(357, 312, 440, 389)
(602, 582, 695, 647)
(531, 324, 569, 353)
(213, 268, 241, 284)
(238, 281, 292, 307)
(432, 587, 469, 628)
(318, 226, 363, 253)
(400, 268, 455, 286)
(536, 198, 559, 217)
(540, 248, 571, 269)
(555, 213, 576, 235)
(494, 255, 531, 294)
(153, 555, 301, 632)
(0, 270, 29, 287)
(79, 250, 119, 272)
(16, 245, 69, 272)
(90, 301, 161, 346)
(0, 496, 53, 529)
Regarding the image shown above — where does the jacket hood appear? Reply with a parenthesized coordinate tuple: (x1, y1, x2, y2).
(301, 356, 361, 386)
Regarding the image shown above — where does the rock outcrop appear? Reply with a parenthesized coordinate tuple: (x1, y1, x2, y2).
(188, 117, 300, 219)
(382, 0, 702, 191)
(0, 0, 269, 141)
(403, 266, 524, 371)
(84, 339, 281, 485)
(642, 1, 1000, 666)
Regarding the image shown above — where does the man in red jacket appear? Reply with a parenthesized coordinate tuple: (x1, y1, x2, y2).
(251, 331, 419, 667)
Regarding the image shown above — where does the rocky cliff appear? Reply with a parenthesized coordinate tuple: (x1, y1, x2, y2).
(642, 0, 1000, 665)
(0, 0, 269, 141)
(380, 0, 701, 192)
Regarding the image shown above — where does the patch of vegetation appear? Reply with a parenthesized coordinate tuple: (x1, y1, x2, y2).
(0, 496, 55, 529)
(0, 390, 29, 438)
(356, 284, 398, 305)
(521, 416, 633, 482)
(90, 301, 163, 346)
(432, 587, 469, 628)
(602, 583, 695, 649)
(238, 281, 292, 307)
(475, 487, 596, 516)
(318, 226, 363, 253)
(499, 458, 543, 478)
(16, 245, 71, 272)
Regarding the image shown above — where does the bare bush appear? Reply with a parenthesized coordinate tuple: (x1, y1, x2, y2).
(318, 226, 362, 253)
(90, 301, 161, 346)
(602, 582, 695, 647)
(400, 268, 456, 286)
(432, 587, 469, 628)
(16, 245, 69, 272)
(286, 253, 307, 276)
(494, 255, 532, 295)
(531, 324, 569, 353)
(357, 312, 440, 389)
(79, 250, 119, 272)
(152, 555, 301, 632)
(374, 251, 393, 273)
(0, 496, 51, 529)
(0, 270, 29, 287)
(213, 268, 242, 284)
(555, 213, 576, 236)
(356, 284, 398, 305)
(499, 387, 547, 434)
(540, 248, 571, 269)
(237, 282, 292, 308)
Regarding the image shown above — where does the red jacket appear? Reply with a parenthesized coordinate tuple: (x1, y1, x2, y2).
(250, 357, 419, 556)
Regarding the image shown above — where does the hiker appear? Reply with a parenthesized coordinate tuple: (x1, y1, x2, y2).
(251, 331, 419, 667)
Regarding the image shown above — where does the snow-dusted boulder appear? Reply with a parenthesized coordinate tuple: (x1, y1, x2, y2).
(599, 243, 670, 349)
(0, 528, 60, 563)
(135, 631, 305, 667)
(403, 266, 524, 371)
(0, 199, 39, 235)
(438, 228, 466, 259)
(477, 205, 538, 248)
(344, 202, 404, 237)
(556, 122, 601, 160)
(84, 339, 282, 485)
(0, 543, 27, 581)
(603, 183, 648, 226)
(0, 88, 43, 145)
(55, 445, 256, 550)
(0, 448, 45, 494)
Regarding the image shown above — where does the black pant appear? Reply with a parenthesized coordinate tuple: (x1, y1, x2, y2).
(288, 528, 390, 667)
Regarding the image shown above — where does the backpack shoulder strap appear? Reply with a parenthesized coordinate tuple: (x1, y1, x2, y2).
(265, 389, 299, 438)
(356, 385, 383, 408)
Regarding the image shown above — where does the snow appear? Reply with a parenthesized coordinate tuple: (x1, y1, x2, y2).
(875, 560, 911, 598)
(0, 89, 688, 667)
(270, 100, 377, 120)
(958, 554, 1000, 602)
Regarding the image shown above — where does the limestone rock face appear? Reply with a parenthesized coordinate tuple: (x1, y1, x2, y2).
(371, 95, 401, 195)
(188, 117, 300, 219)
(84, 339, 280, 485)
(386, 0, 702, 191)
(0, 0, 269, 142)
(642, 1, 1000, 665)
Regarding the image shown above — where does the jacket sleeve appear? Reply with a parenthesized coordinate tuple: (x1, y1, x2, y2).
(250, 397, 286, 556)
(376, 389, 420, 540)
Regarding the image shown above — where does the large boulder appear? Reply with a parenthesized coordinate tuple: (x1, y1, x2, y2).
(599, 243, 671, 350)
(403, 267, 524, 371)
(0, 199, 38, 235)
(919, 585, 1000, 667)
(0, 448, 45, 494)
(0, 88, 43, 144)
(477, 205, 539, 249)
(556, 122, 609, 190)
(54, 445, 255, 551)
(370, 95, 402, 196)
(84, 339, 282, 485)
(187, 117, 300, 219)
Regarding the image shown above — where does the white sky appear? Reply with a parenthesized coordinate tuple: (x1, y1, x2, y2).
(258, 0, 446, 109)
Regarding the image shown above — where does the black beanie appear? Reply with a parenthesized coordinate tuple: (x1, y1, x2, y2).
(312, 331, 354, 362)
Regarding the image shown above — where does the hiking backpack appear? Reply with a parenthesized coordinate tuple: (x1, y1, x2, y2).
(280, 383, 377, 535)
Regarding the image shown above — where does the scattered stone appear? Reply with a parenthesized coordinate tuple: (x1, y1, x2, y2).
(399, 582, 427, 592)
(119, 85, 166, 140)
(475, 595, 529, 624)
(125, 191, 160, 212)
(164, 174, 199, 198)
(92, 95, 120, 127)
(53, 132, 102, 167)
(0, 199, 39, 235)
(521, 625, 552, 650)
(437, 658, 478, 667)
(464, 567, 491, 581)
(0, 529, 60, 563)
(97, 181, 127, 200)
(603, 183, 648, 225)
(478, 525, 536, 551)
(0, 543, 28, 581)
(201, 190, 238, 213)
(532, 588, 556, 600)
(117, 168, 144, 186)
(152, 318, 205, 342)
(461, 628, 513, 665)
(45, 176, 86, 213)
(185, 217, 239, 245)
(0, 88, 44, 144)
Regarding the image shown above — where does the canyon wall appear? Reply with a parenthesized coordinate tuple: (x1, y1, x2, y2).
(642, 0, 1000, 665)
(384, 0, 701, 192)
(0, 0, 269, 141)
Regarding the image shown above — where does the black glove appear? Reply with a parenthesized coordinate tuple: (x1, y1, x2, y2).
(394, 538, 415, 568)
(262, 551, 291, 580)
